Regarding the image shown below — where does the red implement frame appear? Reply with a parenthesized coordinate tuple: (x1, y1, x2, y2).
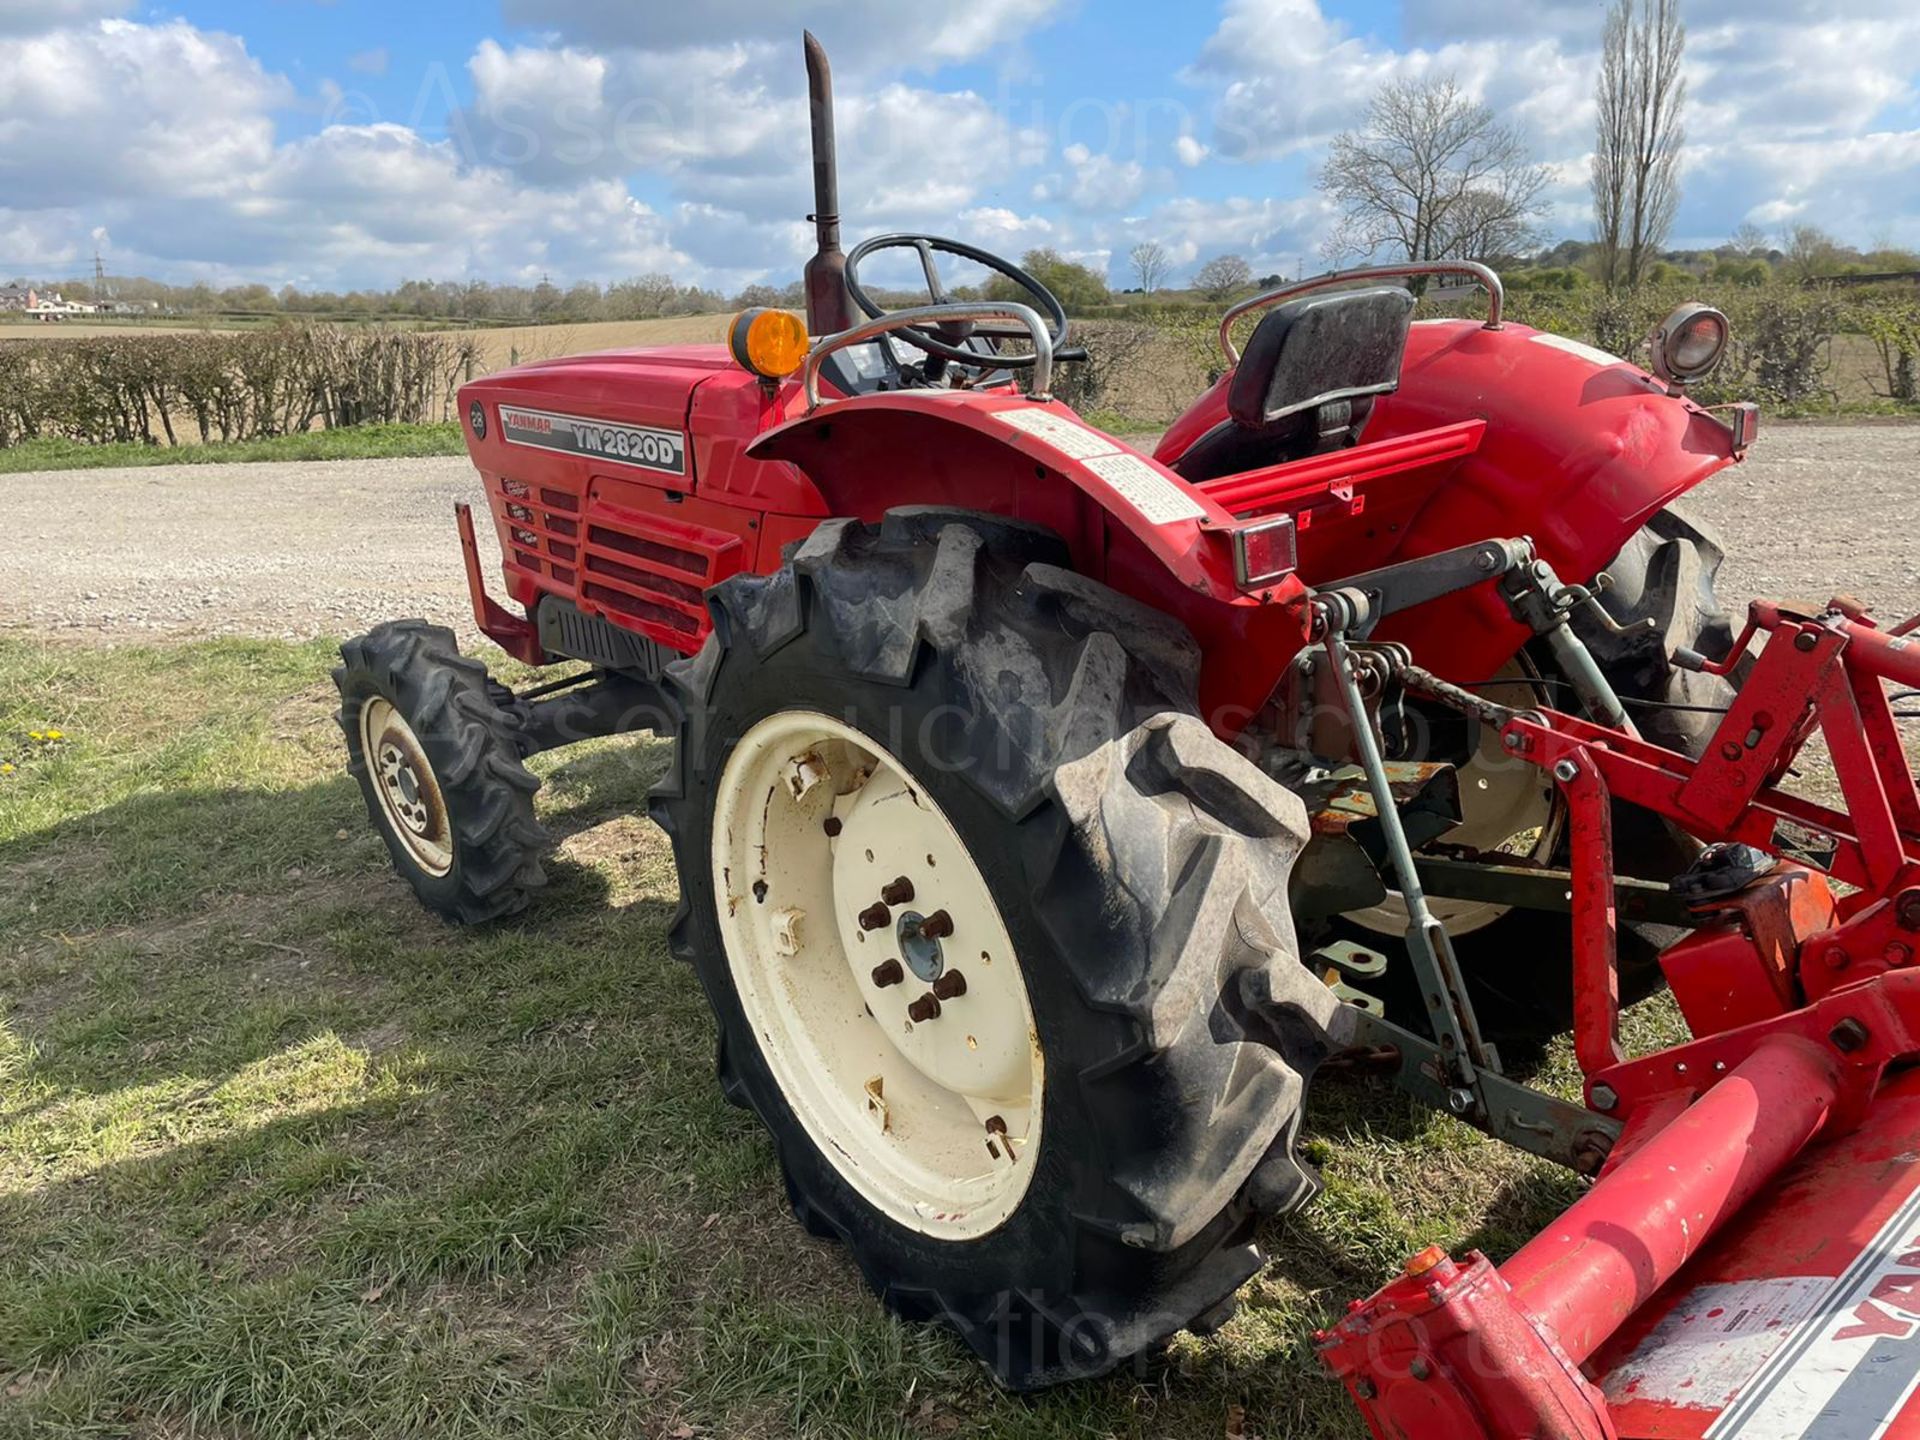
(1323, 598, 1920, 1439)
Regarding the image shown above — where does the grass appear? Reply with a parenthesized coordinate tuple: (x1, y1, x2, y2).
(0, 635, 1664, 1439)
(0, 423, 466, 474)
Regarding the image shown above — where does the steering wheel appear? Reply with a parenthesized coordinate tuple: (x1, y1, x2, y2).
(843, 233, 1071, 369)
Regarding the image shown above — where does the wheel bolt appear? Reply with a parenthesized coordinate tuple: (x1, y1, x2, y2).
(871, 959, 904, 988)
(823, 816, 843, 838)
(907, 993, 942, 1024)
(857, 902, 891, 932)
(1897, 889, 1920, 932)
(881, 876, 915, 906)
(920, 909, 954, 939)
(931, 970, 968, 1001)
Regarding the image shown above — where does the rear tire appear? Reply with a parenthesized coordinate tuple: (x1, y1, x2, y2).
(334, 620, 549, 924)
(651, 510, 1350, 1389)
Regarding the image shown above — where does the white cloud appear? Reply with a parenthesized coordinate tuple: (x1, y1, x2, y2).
(1187, 0, 1920, 251)
(0, 0, 127, 36)
(1035, 143, 1152, 212)
(2, 3, 1915, 292)
(459, 37, 1041, 250)
(495, 0, 1062, 69)
(0, 20, 287, 205)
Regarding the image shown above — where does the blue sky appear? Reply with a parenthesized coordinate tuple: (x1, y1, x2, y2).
(3, 0, 1917, 292)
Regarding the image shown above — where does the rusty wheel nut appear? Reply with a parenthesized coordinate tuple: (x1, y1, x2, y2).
(907, 993, 942, 1023)
(857, 902, 891, 932)
(870, 959, 904, 988)
(931, 970, 967, 1001)
(880, 876, 915, 906)
(919, 909, 954, 939)
(823, 816, 843, 837)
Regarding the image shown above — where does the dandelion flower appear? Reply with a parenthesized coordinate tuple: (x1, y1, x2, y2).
(44, 729, 63, 741)
(28, 731, 43, 742)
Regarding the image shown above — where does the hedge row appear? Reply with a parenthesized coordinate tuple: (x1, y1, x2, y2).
(0, 326, 483, 449)
(1093, 280, 1920, 413)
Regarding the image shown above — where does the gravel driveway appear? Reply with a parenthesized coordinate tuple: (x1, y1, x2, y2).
(4, 424, 1915, 646)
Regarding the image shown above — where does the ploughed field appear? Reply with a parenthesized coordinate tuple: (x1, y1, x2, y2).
(0, 421, 1915, 1439)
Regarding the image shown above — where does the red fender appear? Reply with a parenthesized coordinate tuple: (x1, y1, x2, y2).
(748, 391, 1312, 731)
(1156, 319, 1743, 682)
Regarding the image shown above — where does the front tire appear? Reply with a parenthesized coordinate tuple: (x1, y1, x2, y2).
(334, 620, 549, 924)
(651, 510, 1349, 1389)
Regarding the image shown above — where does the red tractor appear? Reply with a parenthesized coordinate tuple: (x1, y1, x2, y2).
(336, 35, 1920, 1436)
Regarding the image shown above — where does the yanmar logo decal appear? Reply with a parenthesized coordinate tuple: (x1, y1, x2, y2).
(498, 405, 687, 477)
(1710, 1187, 1920, 1440)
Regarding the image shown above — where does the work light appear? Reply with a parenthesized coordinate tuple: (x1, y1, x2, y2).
(1649, 302, 1730, 387)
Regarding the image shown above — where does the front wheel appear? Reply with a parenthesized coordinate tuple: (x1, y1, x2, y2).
(334, 620, 549, 924)
(651, 510, 1350, 1388)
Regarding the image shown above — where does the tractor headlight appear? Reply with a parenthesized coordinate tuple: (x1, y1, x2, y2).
(729, 307, 810, 381)
(1649, 303, 1730, 387)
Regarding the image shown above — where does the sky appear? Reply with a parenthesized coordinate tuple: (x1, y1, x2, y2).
(2, 0, 1918, 294)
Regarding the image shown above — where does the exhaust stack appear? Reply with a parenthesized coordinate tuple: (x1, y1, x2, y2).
(802, 31, 855, 336)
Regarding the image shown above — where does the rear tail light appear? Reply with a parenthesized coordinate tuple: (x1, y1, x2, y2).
(1231, 516, 1299, 588)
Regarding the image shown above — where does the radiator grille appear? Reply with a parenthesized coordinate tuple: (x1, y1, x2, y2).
(489, 474, 745, 649)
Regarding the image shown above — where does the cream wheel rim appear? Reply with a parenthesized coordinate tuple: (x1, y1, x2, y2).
(1347, 659, 1560, 938)
(711, 710, 1043, 1240)
(360, 696, 454, 878)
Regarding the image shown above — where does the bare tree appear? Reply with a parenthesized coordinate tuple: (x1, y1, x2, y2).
(1591, 0, 1686, 290)
(1129, 240, 1172, 294)
(1193, 254, 1254, 300)
(1780, 224, 1842, 281)
(1319, 76, 1548, 267)
(1729, 221, 1769, 258)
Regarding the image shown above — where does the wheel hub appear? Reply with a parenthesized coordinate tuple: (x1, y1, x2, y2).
(896, 910, 944, 982)
(361, 697, 453, 877)
(710, 710, 1043, 1239)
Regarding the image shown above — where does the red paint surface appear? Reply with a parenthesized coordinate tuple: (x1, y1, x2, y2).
(457, 321, 1735, 730)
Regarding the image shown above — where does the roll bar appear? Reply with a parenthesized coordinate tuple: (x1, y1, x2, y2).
(1218, 261, 1505, 365)
(802, 302, 1055, 410)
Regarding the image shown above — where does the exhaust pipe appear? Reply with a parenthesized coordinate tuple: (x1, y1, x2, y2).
(802, 31, 856, 336)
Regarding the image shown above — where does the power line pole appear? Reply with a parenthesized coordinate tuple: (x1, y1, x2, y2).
(93, 247, 110, 303)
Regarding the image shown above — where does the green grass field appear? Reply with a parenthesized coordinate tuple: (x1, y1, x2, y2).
(0, 637, 1670, 1439)
(0, 424, 466, 475)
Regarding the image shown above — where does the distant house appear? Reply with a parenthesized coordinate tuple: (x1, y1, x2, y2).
(0, 284, 36, 313)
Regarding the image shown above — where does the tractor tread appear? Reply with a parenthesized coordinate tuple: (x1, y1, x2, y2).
(651, 510, 1347, 1389)
(333, 619, 549, 925)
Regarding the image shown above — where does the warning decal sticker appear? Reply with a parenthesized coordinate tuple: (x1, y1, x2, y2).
(993, 407, 1206, 527)
(499, 405, 687, 477)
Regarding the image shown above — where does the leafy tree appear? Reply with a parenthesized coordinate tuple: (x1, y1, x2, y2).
(985, 248, 1109, 314)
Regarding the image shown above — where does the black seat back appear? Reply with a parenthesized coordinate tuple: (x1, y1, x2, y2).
(1173, 286, 1417, 484)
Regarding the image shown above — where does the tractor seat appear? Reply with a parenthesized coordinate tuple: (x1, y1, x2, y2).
(1171, 286, 1418, 484)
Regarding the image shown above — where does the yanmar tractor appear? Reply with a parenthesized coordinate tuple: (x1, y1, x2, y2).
(336, 34, 1920, 1437)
